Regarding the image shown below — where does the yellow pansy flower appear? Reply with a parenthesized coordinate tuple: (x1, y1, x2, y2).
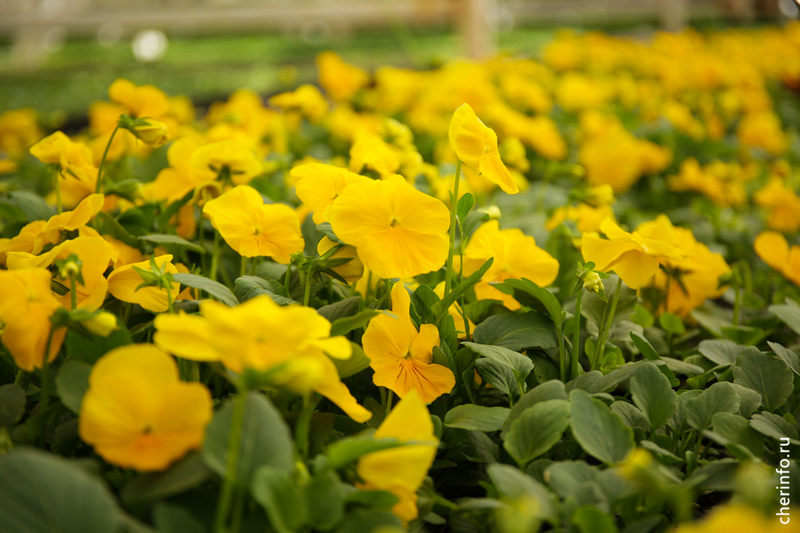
(329, 175, 450, 279)
(189, 140, 263, 184)
(357, 390, 439, 524)
(448, 103, 518, 194)
(79, 345, 213, 472)
(754, 231, 800, 287)
(581, 218, 686, 290)
(291, 162, 372, 224)
(0, 268, 66, 371)
(462, 220, 559, 310)
(316, 51, 369, 102)
(154, 296, 371, 422)
(202, 185, 304, 262)
(349, 132, 400, 177)
(107, 255, 180, 313)
(317, 236, 364, 284)
(362, 283, 455, 403)
(108, 78, 170, 119)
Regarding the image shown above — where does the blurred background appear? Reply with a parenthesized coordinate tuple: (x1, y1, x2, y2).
(1, 0, 798, 120)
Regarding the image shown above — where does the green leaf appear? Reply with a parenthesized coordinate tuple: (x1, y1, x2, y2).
(629, 333, 679, 386)
(581, 277, 637, 331)
(546, 461, 598, 499)
(94, 211, 140, 248)
(475, 359, 518, 396)
(733, 347, 794, 411)
(768, 341, 800, 376)
(55, 360, 92, 414)
(325, 434, 403, 470)
(9, 190, 54, 222)
(569, 389, 634, 465)
(0, 384, 25, 428)
(659, 311, 685, 335)
(0, 448, 119, 533)
(491, 278, 566, 328)
(173, 273, 238, 307)
(330, 309, 382, 337)
(698, 339, 744, 366)
(203, 393, 294, 487)
(121, 454, 211, 505)
(771, 299, 800, 335)
(566, 371, 606, 394)
(412, 285, 440, 324)
(234, 275, 296, 305)
(456, 192, 475, 224)
(712, 412, 765, 457)
(720, 326, 766, 346)
(487, 464, 556, 521)
(65, 327, 132, 365)
(317, 297, 360, 322)
(750, 412, 800, 444)
(504, 399, 570, 467)
(503, 380, 567, 436)
(306, 470, 345, 530)
(629, 363, 678, 430)
(432, 257, 493, 319)
(472, 312, 559, 351)
(251, 465, 307, 533)
(572, 506, 620, 533)
(139, 234, 205, 253)
(463, 342, 534, 382)
(731, 383, 762, 418)
(444, 404, 510, 432)
(685, 382, 741, 432)
(152, 503, 204, 533)
(610, 402, 650, 431)
(332, 342, 371, 379)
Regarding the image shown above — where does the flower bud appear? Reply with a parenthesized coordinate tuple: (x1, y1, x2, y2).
(131, 120, 170, 147)
(58, 260, 80, 280)
(479, 205, 502, 220)
(583, 271, 603, 292)
(82, 311, 118, 337)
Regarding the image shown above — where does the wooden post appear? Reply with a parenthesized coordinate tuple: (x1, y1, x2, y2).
(455, 0, 497, 58)
(658, 0, 688, 32)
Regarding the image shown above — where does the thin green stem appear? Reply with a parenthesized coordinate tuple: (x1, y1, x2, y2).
(69, 276, 77, 310)
(365, 271, 374, 304)
(443, 160, 462, 300)
(39, 329, 55, 412)
(386, 390, 394, 412)
(571, 288, 584, 380)
(165, 282, 174, 314)
(283, 257, 292, 293)
(214, 390, 248, 533)
(732, 265, 741, 327)
(210, 230, 221, 282)
(53, 167, 62, 214)
(122, 302, 131, 327)
(303, 268, 314, 307)
(594, 277, 622, 370)
(240, 256, 247, 278)
(14, 369, 24, 386)
(249, 257, 257, 276)
(557, 321, 566, 383)
(96, 125, 120, 194)
(295, 394, 319, 462)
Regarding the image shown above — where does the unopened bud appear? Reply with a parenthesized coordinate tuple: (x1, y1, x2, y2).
(82, 311, 118, 337)
(59, 261, 80, 280)
(131, 120, 170, 147)
(479, 205, 502, 220)
(583, 271, 602, 293)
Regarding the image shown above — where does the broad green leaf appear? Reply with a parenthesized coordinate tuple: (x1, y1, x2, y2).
(203, 393, 294, 487)
(65, 327, 132, 365)
(251, 465, 307, 533)
(669, 389, 703, 431)
(139, 234, 205, 253)
(698, 339, 744, 366)
(10, 190, 54, 222)
(572, 506, 620, 533)
(768, 341, 800, 376)
(720, 326, 767, 346)
(475, 359, 518, 396)
(504, 399, 570, 467)
(335, 510, 403, 533)
(491, 278, 566, 328)
(661, 357, 705, 376)
(545, 461, 598, 499)
(317, 297, 360, 322)
(630, 363, 677, 430)
(412, 285, 440, 324)
(581, 277, 637, 332)
(611, 401, 650, 431)
(712, 412, 765, 457)
(456, 192, 475, 224)
(0, 384, 25, 428)
(330, 309, 382, 337)
(444, 404, 510, 432)
(569, 389, 634, 465)
(750, 412, 800, 444)
(733, 347, 794, 411)
(234, 275, 296, 305)
(0, 448, 119, 533)
(55, 360, 92, 414)
(731, 383, 762, 418)
(306, 470, 345, 530)
(174, 273, 238, 306)
(94, 211, 140, 247)
(566, 371, 606, 394)
(639, 440, 681, 463)
(599, 362, 645, 392)
(685, 382, 740, 432)
(771, 299, 800, 335)
(659, 311, 685, 335)
(463, 341, 534, 381)
(503, 380, 567, 436)
(472, 312, 558, 351)
(121, 454, 211, 505)
(152, 503, 204, 533)
(487, 464, 556, 521)
(629, 333, 679, 386)
(325, 434, 403, 470)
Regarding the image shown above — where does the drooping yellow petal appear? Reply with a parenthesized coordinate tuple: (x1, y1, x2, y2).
(107, 255, 180, 313)
(754, 231, 789, 272)
(153, 313, 219, 362)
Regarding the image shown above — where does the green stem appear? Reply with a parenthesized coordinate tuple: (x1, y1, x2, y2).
(96, 125, 120, 194)
(53, 167, 62, 214)
(249, 257, 257, 276)
(732, 265, 741, 327)
(443, 160, 462, 300)
(240, 256, 247, 278)
(39, 329, 55, 412)
(69, 276, 77, 310)
(283, 257, 293, 293)
(365, 271, 374, 304)
(571, 288, 584, 380)
(14, 369, 24, 386)
(295, 394, 319, 462)
(165, 281, 174, 314)
(214, 390, 248, 533)
(594, 277, 623, 370)
(557, 321, 567, 383)
(122, 302, 131, 327)
(386, 390, 394, 412)
(303, 268, 314, 307)
(210, 230, 221, 282)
